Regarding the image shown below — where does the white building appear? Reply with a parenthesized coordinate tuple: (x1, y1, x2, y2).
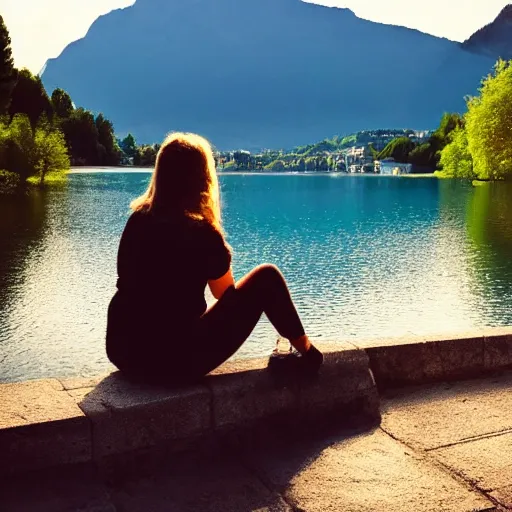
(375, 159, 412, 175)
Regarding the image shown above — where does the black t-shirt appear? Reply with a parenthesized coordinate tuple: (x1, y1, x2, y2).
(114, 210, 231, 327)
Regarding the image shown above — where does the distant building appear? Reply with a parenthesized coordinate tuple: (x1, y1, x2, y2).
(375, 159, 412, 175)
(344, 146, 373, 172)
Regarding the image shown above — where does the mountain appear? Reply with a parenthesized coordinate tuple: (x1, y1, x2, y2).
(463, 4, 512, 60)
(41, 0, 495, 151)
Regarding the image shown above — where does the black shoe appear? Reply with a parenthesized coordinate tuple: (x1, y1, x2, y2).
(300, 344, 324, 376)
(267, 344, 323, 382)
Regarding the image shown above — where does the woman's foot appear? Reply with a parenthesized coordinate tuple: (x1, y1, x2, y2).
(267, 339, 323, 381)
(301, 344, 324, 375)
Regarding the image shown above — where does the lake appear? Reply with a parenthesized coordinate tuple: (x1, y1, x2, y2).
(1, 171, 512, 383)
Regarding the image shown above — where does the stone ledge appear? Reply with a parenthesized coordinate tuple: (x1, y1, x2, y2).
(0, 379, 91, 474)
(360, 328, 512, 389)
(75, 374, 212, 462)
(1, 328, 511, 475)
(205, 342, 379, 433)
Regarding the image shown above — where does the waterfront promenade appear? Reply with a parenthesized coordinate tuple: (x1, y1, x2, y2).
(1, 329, 512, 511)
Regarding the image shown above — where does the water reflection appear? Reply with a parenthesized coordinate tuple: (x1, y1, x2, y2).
(466, 182, 512, 325)
(0, 189, 49, 317)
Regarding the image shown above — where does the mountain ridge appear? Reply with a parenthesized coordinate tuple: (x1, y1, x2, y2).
(463, 4, 512, 59)
(41, 0, 495, 150)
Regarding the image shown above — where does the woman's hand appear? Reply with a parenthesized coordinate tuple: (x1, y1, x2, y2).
(208, 268, 235, 299)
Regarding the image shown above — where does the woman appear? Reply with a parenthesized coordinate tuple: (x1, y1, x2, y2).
(106, 132, 323, 385)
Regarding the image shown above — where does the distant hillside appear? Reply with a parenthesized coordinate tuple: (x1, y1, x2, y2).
(463, 4, 512, 60)
(42, 0, 495, 150)
(291, 129, 429, 156)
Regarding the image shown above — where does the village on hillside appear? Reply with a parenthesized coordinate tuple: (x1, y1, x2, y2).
(216, 129, 432, 175)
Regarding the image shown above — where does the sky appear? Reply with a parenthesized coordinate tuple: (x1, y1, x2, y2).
(1, 0, 509, 73)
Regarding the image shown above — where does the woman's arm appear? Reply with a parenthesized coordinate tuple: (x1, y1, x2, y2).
(208, 268, 235, 299)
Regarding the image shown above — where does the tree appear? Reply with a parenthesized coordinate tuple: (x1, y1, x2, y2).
(33, 117, 70, 185)
(95, 113, 121, 165)
(233, 150, 251, 170)
(368, 143, 379, 161)
(0, 15, 15, 114)
(120, 133, 137, 159)
(60, 108, 99, 165)
(465, 59, 512, 180)
(3, 113, 35, 180)
(51, 88, 74, 119)
(438, 127, 474, 179)
(377, 137, 416, 163)
(264, 159, 285, 171)
(433, 112, 464, 141)
(9, 69, 53, 126)
(408, 143, 437, 168)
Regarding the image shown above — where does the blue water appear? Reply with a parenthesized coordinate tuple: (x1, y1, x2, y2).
(1, 171, 512, 382)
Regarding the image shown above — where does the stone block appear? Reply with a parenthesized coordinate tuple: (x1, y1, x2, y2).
(0, 379, 91, 473)
(206, 357, 300, 430)
(483, 328, 512, 371)
(365, 333, 486, 388)
(207, 343, 379, 433)
(298, 343, 380, 425)
(76, 372, 212, 461)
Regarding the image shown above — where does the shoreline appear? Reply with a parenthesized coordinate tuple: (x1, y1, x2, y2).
(67, 167, 437, 178)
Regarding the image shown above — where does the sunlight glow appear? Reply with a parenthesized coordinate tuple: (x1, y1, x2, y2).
(308, 0, 509, 42)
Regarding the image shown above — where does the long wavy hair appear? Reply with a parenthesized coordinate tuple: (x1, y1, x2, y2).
(130, 132, 223, 234)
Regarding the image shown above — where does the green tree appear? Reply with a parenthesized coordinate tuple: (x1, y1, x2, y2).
(408, 143, 437, 168)
(433, 112, 464, 141)
(377, 137, 416, 163)
(368, 143, 379, 161)
(51, 88, 74, 119)
(0, 15, 15, 114)
(232, 150, 251, 170)
(33, 116, 70, 185)
(9, 69, 53, 126)
(133, 144, 158, 166)
(264, 159, 285, 171)
(95, 113, 121, 165)
(438, 127, 474, 179)
(120, 133, 137, 159)
(465, 59, 512, 180)
(3, 113, 35, 180)
(60, 108, 99, 165)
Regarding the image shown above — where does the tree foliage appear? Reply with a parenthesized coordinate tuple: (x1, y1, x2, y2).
(51, 88, 74, 119)
(465, 59, 512, 180)
(120, 133, 137, 159)
(96, 113, 122, 165)
(0, 15, 15, 114)
(133, 144, 159, 166)
(0, 113, 69, 185)
(33, 116, 70, 185)
(439, 127, 474, 179)
(377, 137, 416, 163)
(60, 108, 100, 165)
(9, 69, 53, 126)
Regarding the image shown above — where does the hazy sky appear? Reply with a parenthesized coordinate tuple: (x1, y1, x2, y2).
(2, 0, 509, 73)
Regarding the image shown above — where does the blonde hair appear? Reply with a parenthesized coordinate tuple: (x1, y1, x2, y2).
(131, 132, 223, 233)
